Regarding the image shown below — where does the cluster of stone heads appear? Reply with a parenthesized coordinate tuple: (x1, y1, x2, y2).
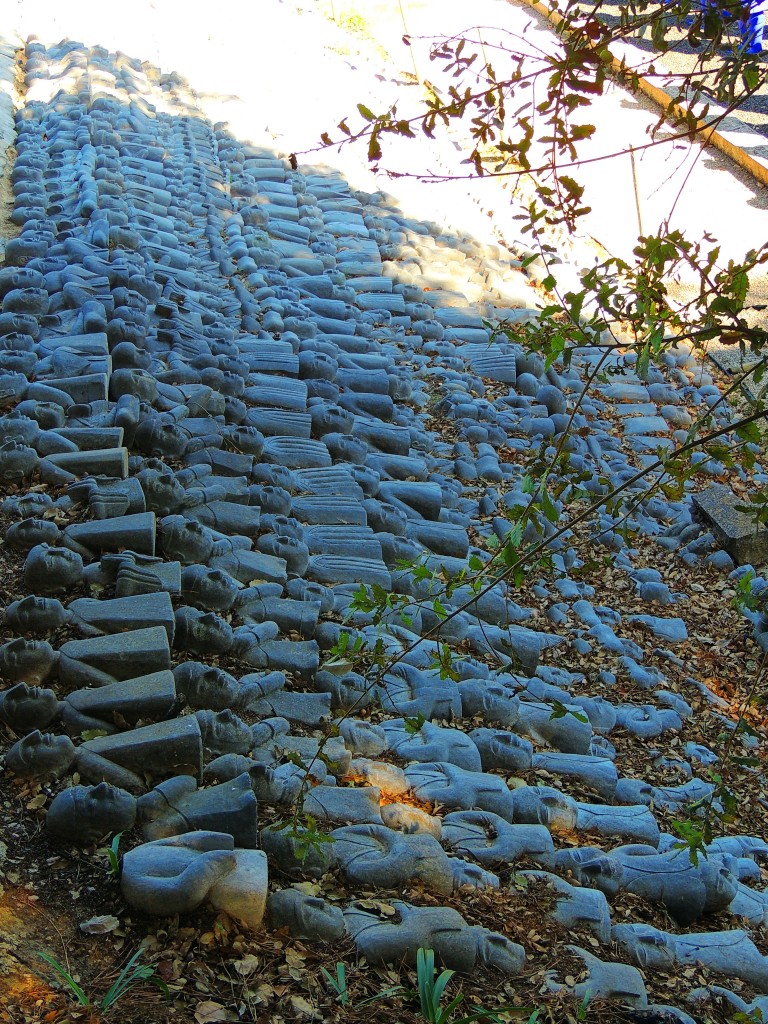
(1, 36, 768, 1021)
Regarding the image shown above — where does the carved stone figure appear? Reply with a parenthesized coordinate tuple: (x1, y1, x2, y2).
(46, 782, 138, 843)
(0, 637, 59, 684)
(4, 595, 70, 634)
(24, 544, 85, 594)
(330, 823, 455, 894)
(121, 830, 268, 928)
(137, 773, 259, 847)
(344, 900, 525, 974)
(0, 682, 59, 731)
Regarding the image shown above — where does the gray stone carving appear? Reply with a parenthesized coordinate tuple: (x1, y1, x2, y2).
(613, 922, 768, 992)
(344, 901, 526, 974)
(442, 811, 555, 867)
(121, 831, 268, 928)
(267, 889, 346, 940)
(137, 773, 259, 846)
(46, 782, 138, 844)
(331, 823, 455, 894)
(544, 945, 648, 1007)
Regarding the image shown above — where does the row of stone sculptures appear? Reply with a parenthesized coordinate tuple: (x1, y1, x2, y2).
(0, 35, 767, 1023)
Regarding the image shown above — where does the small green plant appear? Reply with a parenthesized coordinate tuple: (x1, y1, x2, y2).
(577, 991, 591, 1021)
(99, 948, 169, 1011)
(321, 961, 403, 1008)
(404, 712, 427, 736)
(731, 1009, 764, 1023)
(99, 832, 122, 877)
(414, 947, 531, 1024)
(291, 814, 336, 864)
(731, 568, 760, 614)
(321, 962, 350, 1006)
(37, 947, 169, 1012)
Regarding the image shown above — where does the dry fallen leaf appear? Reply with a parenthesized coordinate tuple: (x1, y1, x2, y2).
(234, 954, 260, 977)
(285, 948, 306, 969)
(79, 914, 120, 935)
(194, 1000, 233, 1023)
(292, 881, 322, 896)
(289, 995, 318, 1017)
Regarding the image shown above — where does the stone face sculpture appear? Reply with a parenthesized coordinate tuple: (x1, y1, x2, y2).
(469, 728, 533, 771)
(4, 595, 70, 634)
(509, 785, 579, 832)
(0, 638, 59, 685)
(459, 680, 520, 728)
(195, 709, 254, 756)
(174, 661, 242, 710)
(0, 683, 59, 731)
(181, 563, 242, 612)
(331, 823, 455, 894)
(121, 830, 268, 928)
(244, 761, 306, 805)
(612, 923, 768, 992)
(160, 515, 249, 565)
(175, 607, 235, 655)
(267, 889, 346, 941)
(6, 517, 62, 552)
(5, 730, 76, 780)
(338, 719, 387, 757)
(343, 900, 526, 974)
(46, 782, 138, 843)
(24, 544, 85, 594)
(6, 717, 203, 792)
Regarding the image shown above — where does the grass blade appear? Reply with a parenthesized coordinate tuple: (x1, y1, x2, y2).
(436, 993, 465, 1024)
(36, 951, 90, 1007)
(432, 968, 455, 1007)
(99, 948, 162, 1010)
(357, 985, 405, 1007)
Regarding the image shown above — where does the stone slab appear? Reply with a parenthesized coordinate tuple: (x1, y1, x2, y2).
(692, 484, 768, 565)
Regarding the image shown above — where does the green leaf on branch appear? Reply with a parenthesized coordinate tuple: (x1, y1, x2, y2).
(404, 713, 427, 736)
(549, 699, 588, 723)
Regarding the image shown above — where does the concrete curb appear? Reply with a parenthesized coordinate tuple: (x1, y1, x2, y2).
(517, 0, 768, 189)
